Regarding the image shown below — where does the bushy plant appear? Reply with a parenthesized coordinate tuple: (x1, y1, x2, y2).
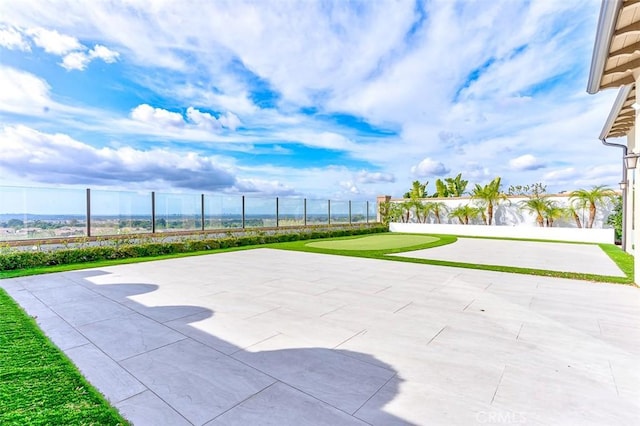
(0, 224, 388, 271)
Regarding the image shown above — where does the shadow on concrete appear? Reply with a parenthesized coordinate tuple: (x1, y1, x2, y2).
(53, 271, 410, 425)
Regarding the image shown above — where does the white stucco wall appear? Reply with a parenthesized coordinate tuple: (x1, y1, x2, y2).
(389, 222, 614, 244)
(387, 194, 617, 229)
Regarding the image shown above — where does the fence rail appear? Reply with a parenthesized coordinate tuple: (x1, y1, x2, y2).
(0, 186, 377, 242)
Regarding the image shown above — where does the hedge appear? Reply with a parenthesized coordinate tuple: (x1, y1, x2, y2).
(0, 225, 388, 271)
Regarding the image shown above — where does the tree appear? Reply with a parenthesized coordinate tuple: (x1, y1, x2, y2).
(448, 204, 478, 225)
(444, 173, 468, 197)
(519, 196, 549, 227)
(471, 177, 508, 225)
(412, 200, 432, 223)
(507, 182, 546, 197)
(400, 200, 414, 223)
(606, 195, 622, 242)
(543, 201, 564, 227)
(566, 201, 584, 228)
(569, 185, 616, 229)
(434, 179, 449, 198)
(403, 181, 428, 199)
(430, 201, 448, 224)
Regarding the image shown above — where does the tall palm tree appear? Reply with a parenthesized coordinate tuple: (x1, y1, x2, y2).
(471, 177, 508, 225)
(569, 185, 616, 228)
(519, 196, 549, 227)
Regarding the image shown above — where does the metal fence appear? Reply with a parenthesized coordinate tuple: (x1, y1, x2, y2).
(0, 186, 377, 241)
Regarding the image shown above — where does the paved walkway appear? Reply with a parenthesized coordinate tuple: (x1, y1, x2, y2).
(392, 238, 626, 276)
(2, 248, 639, 425)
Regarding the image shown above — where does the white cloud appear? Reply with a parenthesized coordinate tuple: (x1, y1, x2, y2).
(131, 104, 185, 128)
(356, 170, 395, 184)
(232, 178, 297, 196)
(509, 154, 546, 171)
(26, 27, 82, 55)
(339, 180, 361, 194)
(0, 66, 52, 114)
(411, 157, 449, 177)
(89, 44, 119, 63)
(61, 51, 92, 71)
(186, 107, 222, 131)
(0, 25, 30, 50)
(61, 44, 120, 70)
(130, 104, 241, 133)
(0, 125, 236, 191)
(219, 111, 241, 131)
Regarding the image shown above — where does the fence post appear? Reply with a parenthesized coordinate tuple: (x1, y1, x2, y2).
(151, 191, 156, 233)
(85, 188, 91, 237)
(304, 198, 307, 226)
(276, 197, 279, 227)
(349, 200, 352, 224)
(328, 200, 331, 225)
(201, 193, 205, 231)
(366, 201, 369, 223)
(242, 195, 245, 229)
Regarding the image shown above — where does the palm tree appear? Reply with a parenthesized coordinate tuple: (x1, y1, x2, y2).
(543, 201, 564, 227)
(431, 201, 448, 224)
(448, 204, 477, 225)
(519, 196, 549, 227)
(471, 177, 508, 225)
(400, 200, 414, 223)
(569, 185, 616, 228)
(412, 200, 432, 223)
(565, 199, 585, 228)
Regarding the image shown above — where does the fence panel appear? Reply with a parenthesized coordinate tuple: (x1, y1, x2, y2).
(90, 189, 152, 236)
(155, 192, 201, 232)
(0, 186, 85, 240)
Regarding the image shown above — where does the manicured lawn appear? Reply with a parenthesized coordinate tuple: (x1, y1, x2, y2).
(306, 233, 439, 250)
(0, 288, 128, 425)
(272, 233, 635, 285)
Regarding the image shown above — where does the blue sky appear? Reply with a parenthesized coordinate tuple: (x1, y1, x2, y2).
(0, 0, 623, 201)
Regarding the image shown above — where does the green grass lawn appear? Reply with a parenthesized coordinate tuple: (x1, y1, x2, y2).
(272, 233, 635, 285)
(306, 233, 439, 250)
(0, 288, 128, 425)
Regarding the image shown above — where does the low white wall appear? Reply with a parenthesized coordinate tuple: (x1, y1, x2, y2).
(389, 223, 614, 244)
(387, 194, 617, 228)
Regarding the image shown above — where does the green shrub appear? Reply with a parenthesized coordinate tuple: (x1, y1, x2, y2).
(0, 224, 388, 271)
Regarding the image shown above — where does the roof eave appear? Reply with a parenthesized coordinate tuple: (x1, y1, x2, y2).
(587, 0, 624, 94)
(599, 84, 634, 139)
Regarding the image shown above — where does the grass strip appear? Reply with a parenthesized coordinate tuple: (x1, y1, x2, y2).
(270, 233, 635, 285)
(306, 234, 439, 250)
(0, 245, 257, 279)
(0, 288, 128, 425)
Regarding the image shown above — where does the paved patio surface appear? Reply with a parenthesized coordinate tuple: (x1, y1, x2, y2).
(392, 238, 626, 276)
(1, 248, 639, 425)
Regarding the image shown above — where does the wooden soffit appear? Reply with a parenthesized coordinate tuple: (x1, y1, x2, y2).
(600, 84, 636, 139)
(588, 0, 640, 93)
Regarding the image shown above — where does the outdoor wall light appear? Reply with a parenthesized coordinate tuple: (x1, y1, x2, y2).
(632, 102, 640, 110)
(625, 152, 640, 169)
(620, 181, 627, 190)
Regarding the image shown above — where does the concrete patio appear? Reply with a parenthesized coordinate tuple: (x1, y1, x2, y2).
(1, 247, 639, 425)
